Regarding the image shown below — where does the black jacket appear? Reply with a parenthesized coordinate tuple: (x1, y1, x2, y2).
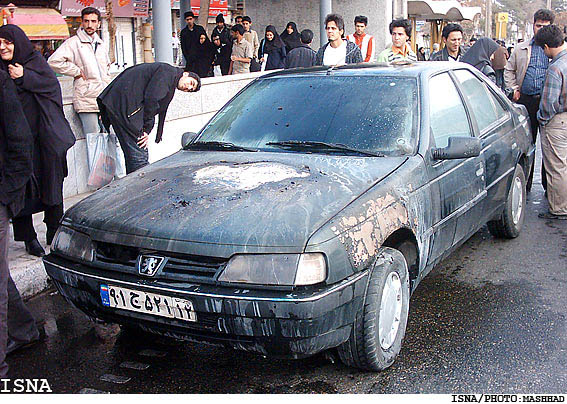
(212, 25, 231, 46)
(98, 63, 184, 143)
(315, 41, 363, 66)
(285, 44, 316, 68)
(0, 24, 75, 208)
(180, 24, 207, 70)
(0, 70, 33, 217)
(429, 46, 463, 61)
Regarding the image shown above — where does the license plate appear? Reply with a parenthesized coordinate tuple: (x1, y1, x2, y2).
(100, 284, 197, 322)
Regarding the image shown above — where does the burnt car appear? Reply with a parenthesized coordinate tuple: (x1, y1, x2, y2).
(44, 63, 534, 371)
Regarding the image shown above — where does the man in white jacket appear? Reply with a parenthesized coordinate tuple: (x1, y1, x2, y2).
(48, 7, 111, 151)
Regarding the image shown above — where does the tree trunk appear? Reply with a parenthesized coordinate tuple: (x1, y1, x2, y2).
(105, 0, 116, 64)
(198, 0, 210, 32)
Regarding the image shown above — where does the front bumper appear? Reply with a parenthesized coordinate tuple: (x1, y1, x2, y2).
(44, 254, 368, 358)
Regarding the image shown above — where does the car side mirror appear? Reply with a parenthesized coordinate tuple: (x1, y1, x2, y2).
(181, 132, 198, 149)
(432, 136, 481, 160)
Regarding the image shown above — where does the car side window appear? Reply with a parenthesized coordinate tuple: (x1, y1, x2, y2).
(429, 73, 472, 148)
(453, 69, 508, 134)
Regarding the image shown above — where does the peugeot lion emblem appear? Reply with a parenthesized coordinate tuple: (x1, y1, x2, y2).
(137, 255, 166, 277)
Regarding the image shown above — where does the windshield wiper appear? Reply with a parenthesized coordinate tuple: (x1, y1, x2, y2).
(184, 141, 258, 152)
(266, 141, 383, 157)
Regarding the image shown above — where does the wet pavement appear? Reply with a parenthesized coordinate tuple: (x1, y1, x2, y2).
(5, 174, 567, 394)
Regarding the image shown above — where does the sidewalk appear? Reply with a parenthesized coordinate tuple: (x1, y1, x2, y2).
(9, 192, 93, 299)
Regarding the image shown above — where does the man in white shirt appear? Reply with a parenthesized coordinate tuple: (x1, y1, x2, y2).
(315, 13, 362, 66)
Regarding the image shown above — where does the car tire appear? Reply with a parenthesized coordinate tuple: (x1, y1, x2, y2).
(337, 247, 410, 371)
(487, 164, 526, 239)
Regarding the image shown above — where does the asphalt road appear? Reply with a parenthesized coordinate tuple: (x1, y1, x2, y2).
(5, 174, 567, 394)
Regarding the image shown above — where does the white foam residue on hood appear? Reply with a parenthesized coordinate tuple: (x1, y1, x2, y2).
(193, 162, 310, 191)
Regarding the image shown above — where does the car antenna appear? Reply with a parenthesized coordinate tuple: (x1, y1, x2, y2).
(326, 65, 339, 75)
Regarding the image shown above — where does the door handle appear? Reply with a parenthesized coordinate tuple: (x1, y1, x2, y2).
(475, 162, 484, 177)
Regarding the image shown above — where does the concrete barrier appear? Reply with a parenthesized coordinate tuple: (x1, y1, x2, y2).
(60, 71, 268, 199)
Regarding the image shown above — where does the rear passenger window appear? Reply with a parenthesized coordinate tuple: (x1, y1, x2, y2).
(453, 69, 508, 134)
(429, 73, 472, 148)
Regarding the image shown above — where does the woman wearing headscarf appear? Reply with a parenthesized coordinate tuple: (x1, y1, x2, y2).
(280, 22, 302, 54)
(194, 33, 215, 78)
(0, 25, 75, 257)
(259, 25, 287, 71)
(461, 37, 500, 83)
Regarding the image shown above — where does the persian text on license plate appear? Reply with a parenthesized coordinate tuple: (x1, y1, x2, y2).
(100, 284, 197, 322)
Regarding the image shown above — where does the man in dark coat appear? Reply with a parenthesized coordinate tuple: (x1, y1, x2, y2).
(315, 14, 363, 66)
(429, 23, 464, 62)
(285, 29, 316, 68)
(97, 63, 201, 174)
(180, 11, 207, 72)
(0, 24, 76, 257)
(0, 69, 40, 378)
(212, 13, 231, 46)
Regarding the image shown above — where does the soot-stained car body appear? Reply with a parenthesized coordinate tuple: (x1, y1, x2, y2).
(44, 63, 534, 371)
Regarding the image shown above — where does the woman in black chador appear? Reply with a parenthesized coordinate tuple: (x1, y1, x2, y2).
(194, 33, 215, 78)
(280, 22, 302, 54)
(0, 25, 75, 257)
(259, 26, 287, 71)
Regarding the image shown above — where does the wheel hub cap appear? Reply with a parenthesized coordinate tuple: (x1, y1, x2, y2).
(379, 272, 403, 350)
(511, 176, 523, 225)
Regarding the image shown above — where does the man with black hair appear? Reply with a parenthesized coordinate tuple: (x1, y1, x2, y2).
(229, 24, 253, 74)
(241, 16, 260, 60)
(212, 13, 230, 46)
(234, 15, 243, 25)
(97, 63, 201, 174)
(48, 7, 111, 161)
(505, 8, 555, 190)
(180, 11, 206, 72)
(377, 19, 417, 63)
(535, 25, 567, 219)
(315, 13, 362, 66)
(285, 29, 316, 68)
(347, 15, 375, 63)
(429, 23, 463, 61)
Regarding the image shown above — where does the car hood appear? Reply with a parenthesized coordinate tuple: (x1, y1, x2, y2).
(65, 151, 406, 247)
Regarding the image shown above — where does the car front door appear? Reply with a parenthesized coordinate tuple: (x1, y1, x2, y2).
(425, 72, 486, 265)
(452, 69, 517, 218)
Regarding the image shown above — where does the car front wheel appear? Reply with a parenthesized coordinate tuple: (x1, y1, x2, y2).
(338, 247, 410, 371)
(487, 164, 526, 239)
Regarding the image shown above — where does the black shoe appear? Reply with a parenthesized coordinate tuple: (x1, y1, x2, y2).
(46, 227, 57, 245)
(25, 239, 45, 257)
(538, 212, 567, 220)
(6, 334, 41, 356)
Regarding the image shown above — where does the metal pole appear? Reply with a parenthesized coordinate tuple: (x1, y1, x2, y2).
(485, 0, 492, 38)
(320, 0, 332, 48)
(153, 0, 173, 64)
(546, 0, 551, 9)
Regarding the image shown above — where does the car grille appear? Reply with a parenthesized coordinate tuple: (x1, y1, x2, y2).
(94, 241, 227, 283)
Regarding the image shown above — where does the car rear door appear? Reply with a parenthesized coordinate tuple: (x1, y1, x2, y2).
(451, 69, 518, 218)
(425, 72, 486, 264)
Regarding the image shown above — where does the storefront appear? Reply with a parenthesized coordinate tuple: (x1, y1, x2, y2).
(8, 7, 69, 59)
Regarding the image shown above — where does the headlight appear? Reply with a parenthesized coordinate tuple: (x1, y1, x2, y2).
(218, 253, 327, 286)
(51, 226, 94, 262)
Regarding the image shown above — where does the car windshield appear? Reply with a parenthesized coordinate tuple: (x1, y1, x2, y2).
(195, 75, 418, 156)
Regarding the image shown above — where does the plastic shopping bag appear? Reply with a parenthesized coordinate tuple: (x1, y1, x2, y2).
(213, 65, 222, 77)
(87, 132, 116, 188)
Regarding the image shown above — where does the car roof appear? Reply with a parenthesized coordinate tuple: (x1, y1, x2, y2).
(260, 61, 472, 79)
